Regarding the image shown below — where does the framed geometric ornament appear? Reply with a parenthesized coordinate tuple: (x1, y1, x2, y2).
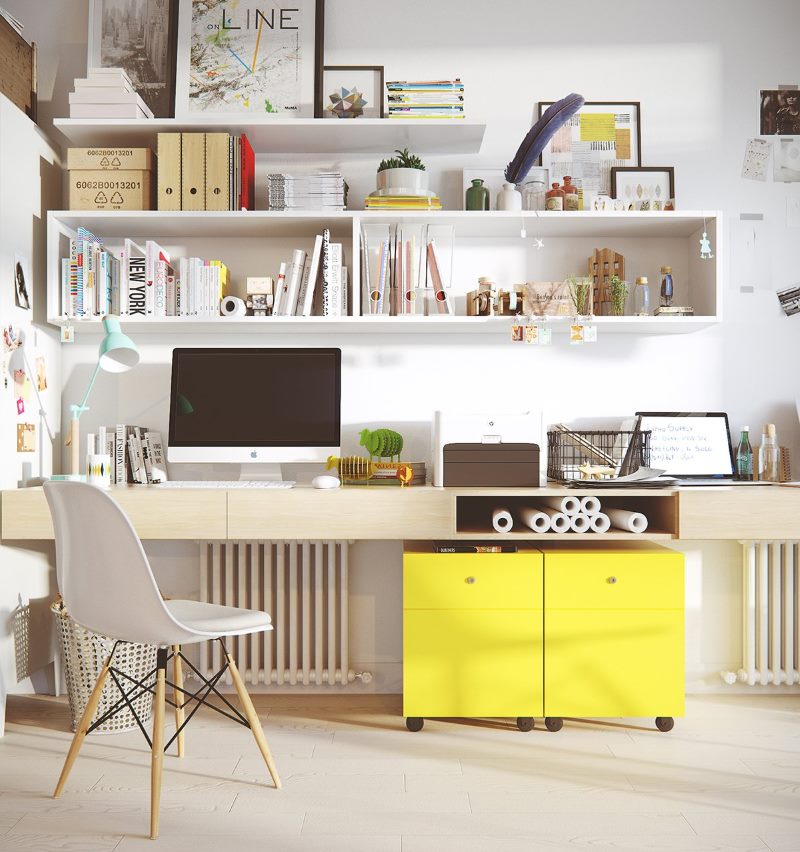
(320, 66, 385, 119)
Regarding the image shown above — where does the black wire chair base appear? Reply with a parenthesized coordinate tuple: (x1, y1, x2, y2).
(87, 638, 249, 753)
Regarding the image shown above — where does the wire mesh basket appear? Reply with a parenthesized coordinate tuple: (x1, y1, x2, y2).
(547, 429, 651, 482)
(51, 598, 157, 735)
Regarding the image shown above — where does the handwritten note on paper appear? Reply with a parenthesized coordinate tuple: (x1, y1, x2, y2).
(638, 416, 734, 476)
(580, 113, 616, 142)
(742, 138, 771, 181)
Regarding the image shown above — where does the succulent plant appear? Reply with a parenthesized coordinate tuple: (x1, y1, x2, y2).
(377, 147, 426, 172)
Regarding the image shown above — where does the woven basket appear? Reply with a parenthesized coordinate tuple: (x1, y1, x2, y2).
(51, 599, 158, 735)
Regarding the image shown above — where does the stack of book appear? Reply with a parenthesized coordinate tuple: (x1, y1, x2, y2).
(364, 194, 442, 210)
(347, 461, 427, 486)
(654, 306, 694, 316)
(86, 426, 167, 484)
(69, 68, 154, 119)
(267, 173, 347, 211)
(386, 79, 465, 119)
(60, 227, 229, 319)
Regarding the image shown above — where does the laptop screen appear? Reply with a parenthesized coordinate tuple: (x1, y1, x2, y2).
(635, 412, 736, 478)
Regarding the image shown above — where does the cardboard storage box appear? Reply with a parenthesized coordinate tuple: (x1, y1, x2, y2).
(68, 169, 152, 210)
(67, 147, 154, 171)
(0, 16, 36, 119)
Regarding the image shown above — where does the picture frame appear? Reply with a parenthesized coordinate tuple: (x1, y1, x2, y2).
(760, 90, 800, 135)
(175, 0, 324, 119)
(14, 254, 31, 311)
(537, 101, 641, 199)
(87, 0, 179, 118)
(611, 167, 675, 210)
(320, 65, 385, 119)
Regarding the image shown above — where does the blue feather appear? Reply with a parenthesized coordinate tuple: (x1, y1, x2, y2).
(504, 93, 586, 185)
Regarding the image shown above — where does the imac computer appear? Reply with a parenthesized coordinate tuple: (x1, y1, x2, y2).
(167, 347, 341, 483)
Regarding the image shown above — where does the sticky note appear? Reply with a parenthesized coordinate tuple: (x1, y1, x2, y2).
(580, 113, 615, 142)
(615, 128, 632, 160)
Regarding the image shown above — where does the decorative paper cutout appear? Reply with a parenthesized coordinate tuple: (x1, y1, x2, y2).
(580, 113, 615, 142)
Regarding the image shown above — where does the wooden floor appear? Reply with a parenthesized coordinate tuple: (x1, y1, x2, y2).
(0, 693, 799, 851)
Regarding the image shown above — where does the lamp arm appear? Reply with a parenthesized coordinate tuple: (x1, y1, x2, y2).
(71, 362, 102, 420)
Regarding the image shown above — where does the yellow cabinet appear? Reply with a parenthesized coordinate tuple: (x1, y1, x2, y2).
(403, 551, 543, 727)
(542, 544, 684, 726)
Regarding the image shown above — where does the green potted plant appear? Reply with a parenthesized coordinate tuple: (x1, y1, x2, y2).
(609, 274, 629, 316)
(376, 147, 428, 195)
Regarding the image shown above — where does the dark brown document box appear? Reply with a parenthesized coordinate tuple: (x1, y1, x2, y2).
(442, 443, 540, 487)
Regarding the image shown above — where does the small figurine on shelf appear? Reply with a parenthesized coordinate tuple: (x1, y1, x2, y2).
(699, 231, 714, 259)
(359, 427, 404, 461)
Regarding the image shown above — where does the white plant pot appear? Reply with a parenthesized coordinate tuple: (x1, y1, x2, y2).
(376, 167, 428, 195)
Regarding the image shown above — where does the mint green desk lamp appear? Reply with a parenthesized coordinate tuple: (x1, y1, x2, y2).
(63, 316, 139, 479)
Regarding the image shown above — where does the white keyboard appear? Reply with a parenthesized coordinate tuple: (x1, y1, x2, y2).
(156, 480, 295, 489)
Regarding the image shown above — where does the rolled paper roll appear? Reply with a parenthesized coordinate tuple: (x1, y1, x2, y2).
(492, 508, 514, 533)
(569, 513, 592, 533)
(540, 495, 582, 516)
(606, 508, 649, 533)
(540, 507, 571, 534)
(220, 295, 247, 317)
(580, 495, 602, 517)
(590, 512, 611, 534)
(519, 507, 552, 533)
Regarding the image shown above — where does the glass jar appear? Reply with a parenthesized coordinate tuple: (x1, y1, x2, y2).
(545, 182, 565, 211)
(633, 276, 650, 316)
(522, 167, 548, 211)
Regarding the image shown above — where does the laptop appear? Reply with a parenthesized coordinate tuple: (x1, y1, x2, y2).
(634, 412, 772, 485)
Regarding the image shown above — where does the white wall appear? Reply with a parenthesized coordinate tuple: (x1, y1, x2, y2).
(4, 0, 800, 693)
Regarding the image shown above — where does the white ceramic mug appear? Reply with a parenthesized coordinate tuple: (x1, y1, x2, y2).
(86, 453, 112, 488)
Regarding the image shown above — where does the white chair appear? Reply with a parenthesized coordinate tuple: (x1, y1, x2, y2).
(44, 481, 280, 839)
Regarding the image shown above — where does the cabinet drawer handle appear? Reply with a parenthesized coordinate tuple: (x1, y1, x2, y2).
(465, 576, 476, 584)
(607, 576, 618, 584)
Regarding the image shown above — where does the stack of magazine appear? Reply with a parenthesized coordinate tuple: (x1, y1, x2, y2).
(267, 172, 347, 211)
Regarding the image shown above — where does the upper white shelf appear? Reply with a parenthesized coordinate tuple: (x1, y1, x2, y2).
(47, 209, 718, 240)
(51, 117, 487, 155)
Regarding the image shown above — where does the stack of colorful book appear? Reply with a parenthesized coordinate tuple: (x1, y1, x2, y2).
(386, 79, 465, 119)
(364, 194, 442, 210)
(267, 172, 348, 211)
(69, 67, 153, 119)
(348, 461, 427, 486)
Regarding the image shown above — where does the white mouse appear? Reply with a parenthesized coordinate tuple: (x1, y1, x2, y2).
(312, 474, 341, 489)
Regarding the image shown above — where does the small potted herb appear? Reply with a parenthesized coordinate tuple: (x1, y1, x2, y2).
(376, 147, 428, 194)
(609, 274, 629, 316)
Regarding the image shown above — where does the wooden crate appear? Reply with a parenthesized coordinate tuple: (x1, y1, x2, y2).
(0, 17, 36, 120)
(588, 248, 625, 316)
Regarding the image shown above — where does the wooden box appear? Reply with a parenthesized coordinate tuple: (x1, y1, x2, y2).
(0, 16, 36, 119)
(67, 147, 154, 171)
(68, 169, 152, 211)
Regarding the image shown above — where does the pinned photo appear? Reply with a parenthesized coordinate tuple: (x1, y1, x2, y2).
(16, 423, 36, 452)
(14, 255, 31, 310)
(761, 90, 800, 135)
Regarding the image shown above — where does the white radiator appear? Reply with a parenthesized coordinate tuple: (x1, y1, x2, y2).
(723, 541, 800, 686)
(199, 540, 368, 687)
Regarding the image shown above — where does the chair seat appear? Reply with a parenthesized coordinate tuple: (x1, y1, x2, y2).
(166, 599, 273, 639)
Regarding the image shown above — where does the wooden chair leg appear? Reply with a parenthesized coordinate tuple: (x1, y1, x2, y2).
(172, 645, 185, 758)
(227, 653, 281, 789)
(150, 649, 167, 840)
(54, 656, 112, 798)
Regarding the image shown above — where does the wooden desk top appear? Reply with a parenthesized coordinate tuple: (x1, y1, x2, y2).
(2, 483, 799, 542)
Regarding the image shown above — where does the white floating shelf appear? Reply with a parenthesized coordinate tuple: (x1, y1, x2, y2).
(47, 315, 718, 335)
(52, 117, 486, 155)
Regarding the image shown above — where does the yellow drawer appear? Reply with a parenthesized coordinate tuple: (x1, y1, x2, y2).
(403, 553, 543, 610)
(544, 549, 683, 610)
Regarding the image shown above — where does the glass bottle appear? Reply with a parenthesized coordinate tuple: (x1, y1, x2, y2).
(759, 423, 780, 482)
(465, 178, 490, 211)
(735, 426, 753, 481)
(633, 276, 650, 316)
(562, 176, 579, 211)
(545, 182, 565, 211)
(522, 167, 548, 211)
(660, 265, 674, 307)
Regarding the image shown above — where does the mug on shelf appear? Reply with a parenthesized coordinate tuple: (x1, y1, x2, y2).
(86, 454, 112, 488)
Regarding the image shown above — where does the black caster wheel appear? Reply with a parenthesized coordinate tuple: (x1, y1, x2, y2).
(655, 716, 674, 732)
(516, 716, 534, 732)
(545, 717, 563, 732)
(406, 717, 424, 732)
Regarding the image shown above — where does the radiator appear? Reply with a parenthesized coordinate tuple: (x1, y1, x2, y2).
(199, 540, 369, 687)
(722, 541, 800, 686)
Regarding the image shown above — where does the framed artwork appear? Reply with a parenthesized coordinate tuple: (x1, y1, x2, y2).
(537, 101, 641, 199)
(320, 66, 384, 119)
(87, 0, 179, 118)
(175, 0, 324, 119)
(611, 167, 675, 210)
(14, 254, 31, 310)
(760, 90, 800, 135)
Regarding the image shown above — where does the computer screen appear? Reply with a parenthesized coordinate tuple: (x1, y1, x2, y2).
(168, 348, 341, 463)
(635, 412, 735, 478)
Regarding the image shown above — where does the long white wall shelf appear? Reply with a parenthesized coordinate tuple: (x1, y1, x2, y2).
(52, 117, 487, 155)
